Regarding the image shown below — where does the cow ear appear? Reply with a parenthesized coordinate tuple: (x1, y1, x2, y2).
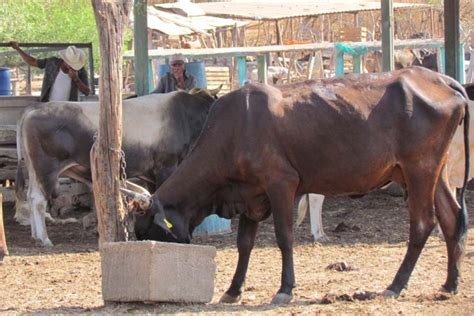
(151, 199, 177, 237)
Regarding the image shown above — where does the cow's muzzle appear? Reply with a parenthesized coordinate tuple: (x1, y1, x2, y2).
(120, 187, 152, 210)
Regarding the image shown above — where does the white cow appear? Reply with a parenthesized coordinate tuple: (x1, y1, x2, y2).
(297, 99, 474, 242)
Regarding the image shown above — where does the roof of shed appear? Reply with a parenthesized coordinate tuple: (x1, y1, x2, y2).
(131, 6, 247, 36)
(158, 0, 430, 21)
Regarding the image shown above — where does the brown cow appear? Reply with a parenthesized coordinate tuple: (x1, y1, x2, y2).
(124, 67, 470, 304)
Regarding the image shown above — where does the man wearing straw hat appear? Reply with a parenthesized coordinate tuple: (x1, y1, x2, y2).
(152, 53, 196, 94)
(9, 41, 90, 102)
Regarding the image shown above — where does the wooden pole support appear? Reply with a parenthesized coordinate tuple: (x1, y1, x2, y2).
(237, 56, 247, 87)
(381, 0, 394, 72)
(353, 55, 363, 74)
(335, 50, 345, 77)
(257, 55, 267, 84)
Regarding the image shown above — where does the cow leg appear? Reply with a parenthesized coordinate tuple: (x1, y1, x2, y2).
(14, 196, 31, 226)
(434, 173, 465, 293)
(27, 178, 53, 247)
(434, 186, 456, 241)
(268, 179, 298, 304)
(384, 173, 437, 297)
(308, 194, 328, 242)
(220, 214, 259, 303)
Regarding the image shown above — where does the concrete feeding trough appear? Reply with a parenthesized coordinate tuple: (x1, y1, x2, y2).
(101, 241, 216, 303)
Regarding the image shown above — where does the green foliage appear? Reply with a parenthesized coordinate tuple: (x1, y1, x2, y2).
(0, 0, 132, 74)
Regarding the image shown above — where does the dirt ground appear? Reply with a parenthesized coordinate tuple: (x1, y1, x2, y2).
(1, 187, 473, 314)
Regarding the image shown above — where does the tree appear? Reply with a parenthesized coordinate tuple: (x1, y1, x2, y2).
(90, 0, 133, 244)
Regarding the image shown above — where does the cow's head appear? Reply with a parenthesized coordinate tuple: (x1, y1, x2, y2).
(121, 184, 191, 243)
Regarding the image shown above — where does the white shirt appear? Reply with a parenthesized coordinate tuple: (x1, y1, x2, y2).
(49, 70, 72, 101)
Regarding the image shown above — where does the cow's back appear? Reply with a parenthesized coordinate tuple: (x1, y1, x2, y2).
(201, 67, 466, 196)
(121, 92, 212, 180)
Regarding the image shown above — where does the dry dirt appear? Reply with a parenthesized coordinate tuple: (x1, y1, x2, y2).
(1, 187, 473, 314)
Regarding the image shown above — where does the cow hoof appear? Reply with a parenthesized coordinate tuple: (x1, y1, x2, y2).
(219, 293, 241, 303)
(271, 293, 293, 305)
(42, 238, 54, 248)
(381, 289, 399, 298)
(314, 235, 330, 243)
(440, 285, 457, 294)
(15, 216, 30, 226)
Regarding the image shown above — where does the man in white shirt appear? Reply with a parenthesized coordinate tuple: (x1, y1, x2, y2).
(9, 42, 90, 101)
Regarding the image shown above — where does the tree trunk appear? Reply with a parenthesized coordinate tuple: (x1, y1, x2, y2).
(91, 0, 133, 245)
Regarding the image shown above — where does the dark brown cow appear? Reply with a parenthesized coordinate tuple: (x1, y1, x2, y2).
(124, 67, 470, 304)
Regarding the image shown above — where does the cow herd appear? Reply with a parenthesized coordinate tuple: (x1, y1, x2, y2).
(6, 67, 474, 304)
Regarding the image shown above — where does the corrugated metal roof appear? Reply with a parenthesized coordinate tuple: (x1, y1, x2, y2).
(159, 1, 430, 21)
(130, 6, 247, 36)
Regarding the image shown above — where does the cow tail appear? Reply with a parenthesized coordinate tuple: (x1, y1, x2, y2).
(450, 81, 470, 242)
(295, 194, 310, 228)
(15, 111, 27, 201)
(457, 96, 470, 242)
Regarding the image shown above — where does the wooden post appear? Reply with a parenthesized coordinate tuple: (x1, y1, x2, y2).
(275, 20, 283, 46)
(237, 56, 247, 87)
(439, 47, 446, 74)
(335, 49, 344, 77)
(353, 55, 363, 74)
(320, 15, 325, 42)
(381, 0, 394, 71)
(257, 55, 267, 84)
(307, 54, 316, 79)
(87, 44, 96, 95)
(133, 0, 149, 96)
(444, 0, 461, 81)
(459, 43, 465, 84)
(0, 193, 8, 262)
(26, 65, 32, 95)
(91, 0, 133, 245)
(430, 7, 435, 37)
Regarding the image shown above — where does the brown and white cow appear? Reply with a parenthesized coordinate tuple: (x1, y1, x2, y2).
(124, 67, 470, 304)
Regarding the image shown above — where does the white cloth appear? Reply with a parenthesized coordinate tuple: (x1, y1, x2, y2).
(49, 70, 71, 101)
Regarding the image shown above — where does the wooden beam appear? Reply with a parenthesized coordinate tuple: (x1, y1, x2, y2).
(91, 0, 133, 245)
(381, 0, 394, 71)
(133, 0, 149, 96)
(444, 0, 461, 82)
(0, 125, 16, 145)
(125, 39, 445, 60)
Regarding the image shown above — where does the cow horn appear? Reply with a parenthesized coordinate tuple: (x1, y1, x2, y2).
(120, 188, 152, 210)
(125, 180, 151, 197)
(209, 84, 223, 96)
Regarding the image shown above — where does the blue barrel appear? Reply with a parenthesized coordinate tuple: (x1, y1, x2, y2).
(193, 214, 231, 237)
(0, 67, 11, 96)
(157, 61, 207, 89)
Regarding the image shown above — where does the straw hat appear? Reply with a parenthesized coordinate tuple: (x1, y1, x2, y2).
(59, 46, 85, 71)
(169, 53, 187, 64)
